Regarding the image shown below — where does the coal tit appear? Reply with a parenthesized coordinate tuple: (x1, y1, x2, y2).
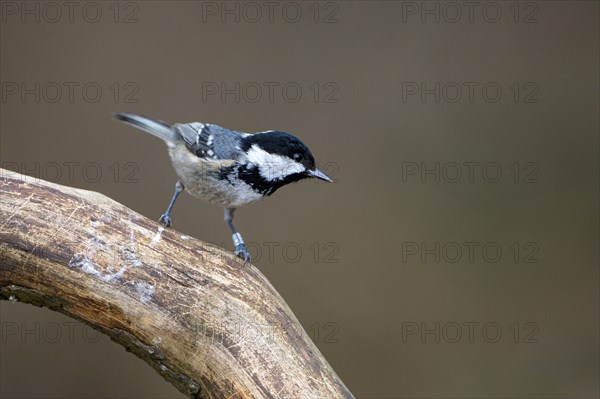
(113, 112, 332, 262)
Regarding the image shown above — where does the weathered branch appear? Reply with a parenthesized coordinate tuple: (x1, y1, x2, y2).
(0, 168, 353, 399)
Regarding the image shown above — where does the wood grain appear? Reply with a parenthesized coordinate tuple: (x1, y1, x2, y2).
(0, 168, 354, 399)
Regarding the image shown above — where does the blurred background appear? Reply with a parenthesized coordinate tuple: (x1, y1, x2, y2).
(1, 1, 598, 398)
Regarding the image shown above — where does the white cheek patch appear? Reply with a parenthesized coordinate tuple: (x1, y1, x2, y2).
(246, 144, 305, 181)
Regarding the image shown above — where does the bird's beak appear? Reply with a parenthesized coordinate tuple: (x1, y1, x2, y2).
(306, 168, 333, 182)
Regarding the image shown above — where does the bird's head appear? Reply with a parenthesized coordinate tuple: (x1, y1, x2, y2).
(240, 131, 332, 194)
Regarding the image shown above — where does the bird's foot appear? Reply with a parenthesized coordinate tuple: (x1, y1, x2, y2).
(158, 213, 172, 227)
(234, 243, 251, 264)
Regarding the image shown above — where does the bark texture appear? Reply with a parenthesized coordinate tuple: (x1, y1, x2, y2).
(0, 168, 353, 399)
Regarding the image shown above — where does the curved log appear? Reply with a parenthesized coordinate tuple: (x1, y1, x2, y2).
(0, 168, 353, 399)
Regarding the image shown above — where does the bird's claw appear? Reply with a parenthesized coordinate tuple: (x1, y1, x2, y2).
(235, 244, 251, 264)
(158, 213, 172, 227)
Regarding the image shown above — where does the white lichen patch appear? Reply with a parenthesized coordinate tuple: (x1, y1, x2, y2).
(90, 212, 113, 229)
(120, 227, 143, 267)
(150, 227, 164, 248)
(181, 235, 192, 240)
(69, 216, 147, 283)
(120, 246, 143, 267)
(69, 211, 159, 305)
(68, 253, 128, 283)
(69, 253, 101, 276)
(135, 282, 155, 304)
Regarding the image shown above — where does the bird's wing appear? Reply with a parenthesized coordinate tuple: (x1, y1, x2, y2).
(173, 122, 247, 161)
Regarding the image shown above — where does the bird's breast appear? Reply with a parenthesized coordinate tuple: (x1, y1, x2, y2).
(168, 143, 264, 207)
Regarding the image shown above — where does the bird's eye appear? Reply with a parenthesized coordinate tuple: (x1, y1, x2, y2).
(293, 153, 303, 162)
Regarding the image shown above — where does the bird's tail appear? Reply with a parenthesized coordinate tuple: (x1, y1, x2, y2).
(113, 112, 179, 145)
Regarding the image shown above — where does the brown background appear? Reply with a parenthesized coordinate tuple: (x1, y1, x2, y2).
(1, 1, 598, 398)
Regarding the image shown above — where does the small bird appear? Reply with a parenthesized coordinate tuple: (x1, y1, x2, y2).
(113, 112, 332, 262)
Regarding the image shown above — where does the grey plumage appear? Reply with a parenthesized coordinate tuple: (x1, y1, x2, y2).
(113, 113, 245, 162)
(174, 122, 247, 161)
(113, 112, 178, 145)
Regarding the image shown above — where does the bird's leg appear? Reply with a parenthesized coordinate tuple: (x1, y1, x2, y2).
(159, 180, 184, 227)
(224, 208, 251, 263)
